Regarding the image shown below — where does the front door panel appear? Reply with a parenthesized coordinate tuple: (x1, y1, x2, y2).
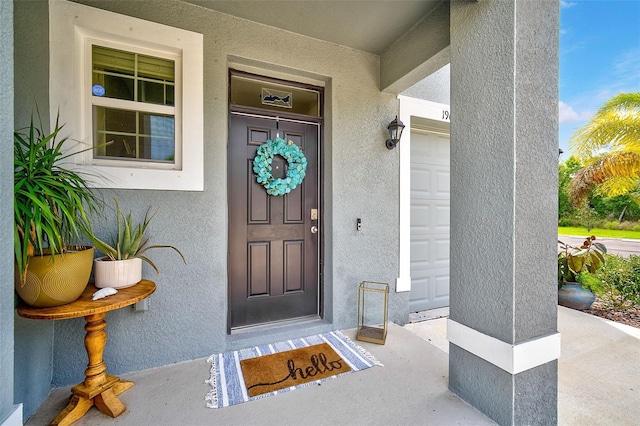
(228, 114, 319, 329)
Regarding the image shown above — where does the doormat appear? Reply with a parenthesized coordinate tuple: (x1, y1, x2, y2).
(205, 331, 382, 408)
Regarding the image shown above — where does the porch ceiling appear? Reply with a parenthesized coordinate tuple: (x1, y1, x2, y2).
(180, 0, 444, 54)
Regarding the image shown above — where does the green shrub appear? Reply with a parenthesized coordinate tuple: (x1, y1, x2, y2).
(596, 254, 640, 307)
(604, 220, 619, 230)
(558, 217, 576, 227)
(577, 271, 605, 294)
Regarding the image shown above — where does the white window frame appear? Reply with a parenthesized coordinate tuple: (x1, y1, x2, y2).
(86, 40, 181, 169)
(49, 0, 203, 191)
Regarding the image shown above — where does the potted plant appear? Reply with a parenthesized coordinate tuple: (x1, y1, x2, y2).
(558, 236, 607, 309)
(14, 114, 100, 307)
(87, 199, 186, 289)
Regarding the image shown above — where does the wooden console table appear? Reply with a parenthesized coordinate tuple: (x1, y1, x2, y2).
(17, 280, 156, 426)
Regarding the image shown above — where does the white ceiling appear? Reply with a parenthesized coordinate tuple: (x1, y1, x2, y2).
(181, 0, 444, 54)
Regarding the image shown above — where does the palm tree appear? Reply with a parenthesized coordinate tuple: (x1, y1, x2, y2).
(568, 92, 640, 205)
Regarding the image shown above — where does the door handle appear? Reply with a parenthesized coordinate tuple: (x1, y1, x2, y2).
(311, 226, 318, 234)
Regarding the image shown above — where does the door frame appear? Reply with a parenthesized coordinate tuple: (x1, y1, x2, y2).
(397, 95, 451, 293)
(227, 70, 325, 333)
(408, 126, 451, 312)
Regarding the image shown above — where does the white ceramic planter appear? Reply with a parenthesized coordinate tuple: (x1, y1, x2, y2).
(94, 257, 142, 289)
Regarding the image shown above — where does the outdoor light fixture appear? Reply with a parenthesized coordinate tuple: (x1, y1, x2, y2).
(385, 116, 406, 150)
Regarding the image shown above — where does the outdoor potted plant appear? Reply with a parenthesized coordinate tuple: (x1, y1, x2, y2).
(558, 236, 607, 309)
(87, 199, 186, 289)
(14, 114, 100, 307)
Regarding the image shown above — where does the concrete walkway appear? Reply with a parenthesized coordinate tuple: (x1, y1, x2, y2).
(406, 307, 640, 425)
(26, 323, 494, 426)
(26, 306, 640, 425)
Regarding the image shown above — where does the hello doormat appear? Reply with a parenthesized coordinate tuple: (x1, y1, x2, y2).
(205, 331, 382, 408)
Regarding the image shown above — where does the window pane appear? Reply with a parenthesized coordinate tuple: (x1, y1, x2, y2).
(138, 80, 169, 105)
(100, 74, 134, 101)
(140, 136, 174, 162)
(99, 134, 138, 159)
(137, 54, 175, 81)
(101, 108, 136, 133)
(93, 46, 135, 101)
(92, 45, 175, 105)
(93, 106, 175, 163)
(166, 85, 175, 106)
(93, 46, 135, 76)
(230, 75, 321, 117)
(140, 113, 175, 162)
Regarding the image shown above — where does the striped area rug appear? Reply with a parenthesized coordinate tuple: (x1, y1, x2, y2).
(205, 330, 382, 408)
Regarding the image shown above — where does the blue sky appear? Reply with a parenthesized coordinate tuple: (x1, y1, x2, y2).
(559, 0, 640, 156)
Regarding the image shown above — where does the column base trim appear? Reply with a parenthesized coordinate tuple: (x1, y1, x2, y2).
(395, 276, 410, 293)
(1, 404, 22, 426)
(447, 319, 560, 374)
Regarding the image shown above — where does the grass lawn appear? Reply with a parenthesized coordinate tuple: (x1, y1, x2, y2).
(558, 227, 640, 240)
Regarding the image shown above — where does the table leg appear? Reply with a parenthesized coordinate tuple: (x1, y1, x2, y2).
(52, 312, 133, 425)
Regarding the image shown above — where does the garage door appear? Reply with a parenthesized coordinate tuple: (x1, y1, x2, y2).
(409, 128, 450, 312)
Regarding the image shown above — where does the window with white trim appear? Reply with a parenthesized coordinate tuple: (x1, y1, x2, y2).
(50, 0, 203, 191)
(90, 44, 179, 166)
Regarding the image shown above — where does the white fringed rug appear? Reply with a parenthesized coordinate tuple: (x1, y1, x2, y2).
(205, 330, 382, 408)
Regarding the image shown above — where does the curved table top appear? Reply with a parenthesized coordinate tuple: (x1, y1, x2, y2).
(17, 280, 156, 320)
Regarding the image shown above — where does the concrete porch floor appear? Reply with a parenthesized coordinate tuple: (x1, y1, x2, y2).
(25, 306, 640, 425)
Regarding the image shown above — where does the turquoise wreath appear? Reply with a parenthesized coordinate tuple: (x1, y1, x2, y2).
(253, 137, 307, 196)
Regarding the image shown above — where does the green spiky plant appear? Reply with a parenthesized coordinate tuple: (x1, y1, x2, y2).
(87, 199, 186, 274)
(14, 113, 101, 285)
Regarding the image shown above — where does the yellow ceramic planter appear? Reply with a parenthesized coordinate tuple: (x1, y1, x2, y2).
(15, 247, 94, 308)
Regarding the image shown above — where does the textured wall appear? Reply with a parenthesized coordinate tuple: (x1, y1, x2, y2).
(450, 0, 557, 343)
(0, 1, 15, 424)
(449, 0, 558, 423)
(39, 0, 402, 387)
(12, 0, 56, 420)
(401, 64, 450, 105)
(380, 0, 450, 93)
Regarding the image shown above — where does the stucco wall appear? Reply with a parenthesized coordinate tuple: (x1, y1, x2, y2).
(401, 64, 450, 105)
(17, 0, 404, 388)
(449, 0, 558, 423)
(1, 2, 15, 424)
(12, 0, 56, 420)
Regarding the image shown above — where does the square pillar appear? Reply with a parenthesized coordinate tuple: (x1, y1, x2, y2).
(449, 1, 559, 424)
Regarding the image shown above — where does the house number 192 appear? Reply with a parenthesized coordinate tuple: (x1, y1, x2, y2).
(442, 110, 450, 121)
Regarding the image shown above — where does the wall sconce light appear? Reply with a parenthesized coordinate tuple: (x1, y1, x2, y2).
(385, 116, 406, 150)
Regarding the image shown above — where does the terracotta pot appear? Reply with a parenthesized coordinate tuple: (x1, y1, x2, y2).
(558, 282, 596, 310)
(15, 247, 94, 308)
(94, 257, 142, 289)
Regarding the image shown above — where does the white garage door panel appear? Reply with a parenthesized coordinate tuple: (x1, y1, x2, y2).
(409, 129, 450, 312)
(411, 133, 449, 167)
(411, 166, 449, 199)
(411, 203, 449, 231)
(435, 238, 449, 263)
(436, 204, 450, 229)
(409, 267, 450, 312)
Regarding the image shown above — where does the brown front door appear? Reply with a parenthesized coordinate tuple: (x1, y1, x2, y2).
(228, 114, 320, 330)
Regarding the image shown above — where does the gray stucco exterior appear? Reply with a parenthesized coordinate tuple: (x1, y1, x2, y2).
(449, 1, 558, 423)
(1, 2, 16, 424)
(401, 64, 450, 106)
(14, 0, 403, 401)
(6, 1, 559, 424)
(12, 0, 55, 418)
